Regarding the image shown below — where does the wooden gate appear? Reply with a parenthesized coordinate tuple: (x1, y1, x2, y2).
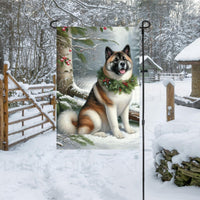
(0, 64, 56, 150)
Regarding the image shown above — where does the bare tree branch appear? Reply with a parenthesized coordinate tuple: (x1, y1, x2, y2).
(52, 0, 83, 23)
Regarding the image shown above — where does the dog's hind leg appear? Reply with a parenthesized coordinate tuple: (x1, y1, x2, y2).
(78, 110, 105, 136)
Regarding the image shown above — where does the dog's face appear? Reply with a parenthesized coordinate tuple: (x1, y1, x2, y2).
(103, 45, 133, 80)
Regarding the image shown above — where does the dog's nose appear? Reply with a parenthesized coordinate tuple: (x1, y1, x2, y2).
(120, 62, 125, 68)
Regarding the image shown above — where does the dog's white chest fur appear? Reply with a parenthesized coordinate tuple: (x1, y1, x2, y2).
(107, 91, 132, 116)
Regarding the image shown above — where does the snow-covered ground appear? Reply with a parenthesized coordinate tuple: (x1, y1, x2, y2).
(1, 78, 200, 200)
(0, 132, 141, 200)
(145, 78, 200, 199)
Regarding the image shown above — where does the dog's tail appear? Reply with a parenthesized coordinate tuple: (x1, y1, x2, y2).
(57, 110, 78, 135)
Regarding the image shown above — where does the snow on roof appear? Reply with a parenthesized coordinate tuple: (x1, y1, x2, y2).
(139, 55, 163, 70)
(175, 38, 200, 62)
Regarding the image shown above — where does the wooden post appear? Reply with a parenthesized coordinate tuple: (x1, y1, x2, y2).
(0, 79, 4, 150)
(3, 64, 9, 150)
(166, 82, 175, 121)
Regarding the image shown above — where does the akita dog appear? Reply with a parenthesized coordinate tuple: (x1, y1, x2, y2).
(58, 45, 137, 139)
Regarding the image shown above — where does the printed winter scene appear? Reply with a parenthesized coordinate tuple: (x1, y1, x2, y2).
(56, 27, 140, 149)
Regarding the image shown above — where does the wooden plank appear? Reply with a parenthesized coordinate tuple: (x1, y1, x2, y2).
(34, 92, 53, 99)
(8, 120, 49, 136)
(28, 85, 54, 90)
(8, 97, 29, 103)
(8, 126, 53, 148)
(39, 101, 51, 106)
(3, 64, 9, 150)
(9, 113, 42, 125)
(8, 104, 34, 114)
(8, 88, 20, 91)
(0, 79, 4, 150)
(166, 83, 175, 121)
(9, 86, 54, 91)
(7, 73, 55, 128)
(129, 110, 139, 122)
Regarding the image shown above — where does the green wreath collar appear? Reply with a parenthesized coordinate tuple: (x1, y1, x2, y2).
(97, 68, 137, 94)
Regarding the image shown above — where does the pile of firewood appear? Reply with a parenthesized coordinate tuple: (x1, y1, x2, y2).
(155, 148, 200, 187)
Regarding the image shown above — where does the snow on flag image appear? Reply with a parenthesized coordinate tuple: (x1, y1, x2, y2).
(56, 27, 140, 149)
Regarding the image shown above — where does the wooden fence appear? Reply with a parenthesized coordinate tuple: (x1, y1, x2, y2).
(0, 64, 56, 151)
(160, 72, 184, 81)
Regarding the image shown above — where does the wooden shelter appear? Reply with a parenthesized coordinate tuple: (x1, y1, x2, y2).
(139, 55, 163, 82)
(175, 38, 200, 97)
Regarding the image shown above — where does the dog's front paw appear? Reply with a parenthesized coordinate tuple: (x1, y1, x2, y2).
(126, 127, 136, 134)
(114, 130, 124, 139)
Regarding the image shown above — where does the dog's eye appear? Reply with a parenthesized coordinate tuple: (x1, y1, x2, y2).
(114, 58, 118, 63)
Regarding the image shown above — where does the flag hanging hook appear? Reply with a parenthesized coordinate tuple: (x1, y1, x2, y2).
(140, 20, 151, 200)
(50, 20, 58, 29)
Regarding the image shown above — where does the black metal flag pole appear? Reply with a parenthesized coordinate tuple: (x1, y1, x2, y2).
(140, 20, 151, 200)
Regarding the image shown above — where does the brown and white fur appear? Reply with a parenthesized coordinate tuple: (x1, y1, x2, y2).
(58, 45, 135, 139)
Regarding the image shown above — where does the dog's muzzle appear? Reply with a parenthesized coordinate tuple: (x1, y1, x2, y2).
(118, 61, 127, 74)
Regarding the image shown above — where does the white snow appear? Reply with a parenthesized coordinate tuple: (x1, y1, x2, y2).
(139, 55, 163, 71)
(153, 120, 200, 163)
(163, 78, 175, 87)
(1, 79, 200, 200)
(0, 131, 141, 200)
(4, 61, 10, 69)
(0, 74, 3, 80)
(175, 38, 200, 61)
(145, 80, 200, 199)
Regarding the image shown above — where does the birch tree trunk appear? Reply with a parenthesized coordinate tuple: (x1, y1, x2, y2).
(57, 28, 74, 94)
(57, 28, 88, 99)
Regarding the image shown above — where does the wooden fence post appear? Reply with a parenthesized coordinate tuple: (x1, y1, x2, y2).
(166, 82, 175, 121)
(0, 78, 4, 150)
(3, 64, 9, 150)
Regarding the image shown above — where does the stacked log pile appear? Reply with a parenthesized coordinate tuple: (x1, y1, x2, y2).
(155, 148, 200, 187)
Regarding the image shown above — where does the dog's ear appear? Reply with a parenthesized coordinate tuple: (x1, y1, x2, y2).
(122, 45, 131, 58)
(105, 46, 113, 60)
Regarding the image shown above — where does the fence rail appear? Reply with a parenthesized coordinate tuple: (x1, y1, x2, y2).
(160, 73, 184, 81)
(0, 64, 56, 151)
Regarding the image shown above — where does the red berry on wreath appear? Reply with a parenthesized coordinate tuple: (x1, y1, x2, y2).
(123, 82, 128, 87)
(69, 49, 72, 52)
(103, 27, 107, 30)
(62, 27, 66, 31)
(60, 58, 64, 62)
